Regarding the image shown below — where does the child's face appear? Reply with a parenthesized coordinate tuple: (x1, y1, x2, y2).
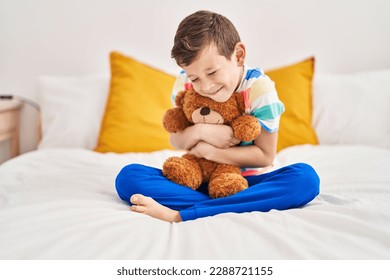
(182, 43, 245, 102)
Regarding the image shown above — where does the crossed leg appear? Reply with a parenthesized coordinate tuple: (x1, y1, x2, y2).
(115, 163, 320, 223)
(115, 164, 209, 223)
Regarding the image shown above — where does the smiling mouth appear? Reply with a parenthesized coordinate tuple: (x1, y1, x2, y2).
(208, 87, 223, 95)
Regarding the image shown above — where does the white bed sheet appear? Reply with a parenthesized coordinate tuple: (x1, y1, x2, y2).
(1, 145, 390, 259)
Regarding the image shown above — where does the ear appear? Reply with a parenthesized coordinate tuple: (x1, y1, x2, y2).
(162, 107, 191, 133)
(234, 42, 246, 66)
(174, 90, 186, 108)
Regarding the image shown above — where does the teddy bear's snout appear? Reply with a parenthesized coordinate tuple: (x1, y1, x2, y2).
(191, 106, 225, 124)
(200, 107, 210, 116)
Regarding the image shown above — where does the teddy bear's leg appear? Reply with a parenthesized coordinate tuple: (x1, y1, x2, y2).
(208, 164, 248, 198)
(162, 155, 203, 190)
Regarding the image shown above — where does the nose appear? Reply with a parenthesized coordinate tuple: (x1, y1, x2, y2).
(200, 107, 210, 116)
(200, 80, 215, 94)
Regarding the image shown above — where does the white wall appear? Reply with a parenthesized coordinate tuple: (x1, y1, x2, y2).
(1, 0, 390, 159)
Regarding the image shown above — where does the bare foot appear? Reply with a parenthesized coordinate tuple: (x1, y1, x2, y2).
(130, 194, 182, 223)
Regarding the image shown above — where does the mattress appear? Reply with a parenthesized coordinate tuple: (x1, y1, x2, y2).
(1, 144, 389, 259)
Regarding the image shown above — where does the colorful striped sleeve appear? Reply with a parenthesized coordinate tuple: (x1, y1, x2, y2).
(248, 76, 285, 133)
(170, 70, 192, 106)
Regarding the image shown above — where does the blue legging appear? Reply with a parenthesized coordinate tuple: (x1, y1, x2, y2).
(115, 163, 320, 221)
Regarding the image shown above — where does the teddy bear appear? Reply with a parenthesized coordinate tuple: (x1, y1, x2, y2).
(162, 87, 261, 198)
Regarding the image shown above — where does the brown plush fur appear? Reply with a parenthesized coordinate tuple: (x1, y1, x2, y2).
(162, 87, 261, 198)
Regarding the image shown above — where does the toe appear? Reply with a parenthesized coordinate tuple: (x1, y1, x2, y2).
(130, 194, 145, 204)
(131, 205, 146, 213)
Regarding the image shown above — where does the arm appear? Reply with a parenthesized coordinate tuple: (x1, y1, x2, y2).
(169, 123, 240, 150)
(188, 130, 278, 167)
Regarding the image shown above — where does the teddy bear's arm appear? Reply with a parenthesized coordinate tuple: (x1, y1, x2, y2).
(162, 108, 191, 133)
(231, 115, 261, 142)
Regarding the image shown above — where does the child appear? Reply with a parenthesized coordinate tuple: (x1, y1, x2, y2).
(115, 10, 320, 223)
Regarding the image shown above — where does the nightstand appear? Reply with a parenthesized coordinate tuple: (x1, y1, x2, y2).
(0, 100, 23, 160)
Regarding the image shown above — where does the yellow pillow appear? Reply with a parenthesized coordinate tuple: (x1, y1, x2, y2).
(266, 57, 318, 151)
(95, 52, 175, 153)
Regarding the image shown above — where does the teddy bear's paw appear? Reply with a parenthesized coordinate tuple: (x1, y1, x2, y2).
(208, 174, 248, 198)
(232, 115, 261, 142)
(162, 157, 203, 190)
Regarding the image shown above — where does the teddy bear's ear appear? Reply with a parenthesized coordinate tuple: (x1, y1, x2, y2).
(174, 90, 186, 108)
(234, 92, 246, 114)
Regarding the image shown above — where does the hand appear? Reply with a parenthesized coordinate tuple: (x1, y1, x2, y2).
(188, 141, 216, 159)
(169, 123, 240, 151)
(197, 123, 240, 149)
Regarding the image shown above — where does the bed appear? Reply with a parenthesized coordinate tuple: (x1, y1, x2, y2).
(1, 53, 390, 260)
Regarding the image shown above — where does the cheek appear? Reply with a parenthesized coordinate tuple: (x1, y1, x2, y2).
(191, 84, 202, 93)
(217, 72, 233, 88)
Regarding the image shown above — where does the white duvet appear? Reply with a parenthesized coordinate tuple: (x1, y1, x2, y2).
(1, 145, 390, 259)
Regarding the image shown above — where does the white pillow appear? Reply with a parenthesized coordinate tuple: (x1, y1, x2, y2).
(312, 69, 390, 149)
(38, 75, 109, 149)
